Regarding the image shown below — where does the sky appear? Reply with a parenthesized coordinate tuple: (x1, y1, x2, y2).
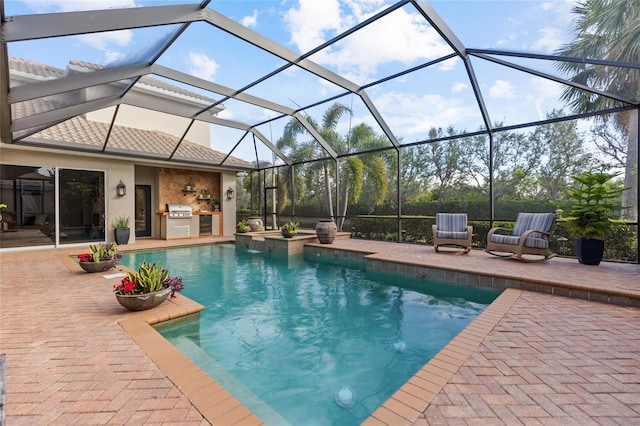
(5, 0, 589, 164)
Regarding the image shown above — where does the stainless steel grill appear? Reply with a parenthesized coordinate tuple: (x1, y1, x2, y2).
(166, 203, 193, 219)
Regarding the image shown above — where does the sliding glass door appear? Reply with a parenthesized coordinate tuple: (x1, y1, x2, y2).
(0, 164, 105, 249)
(58, 169, 105, 245)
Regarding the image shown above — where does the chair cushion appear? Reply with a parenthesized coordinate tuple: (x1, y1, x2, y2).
(490, 234, 549, 249)
(512, 213, 554, 238)
(437, 230, 468, 239)
(436, 213, 467, 233)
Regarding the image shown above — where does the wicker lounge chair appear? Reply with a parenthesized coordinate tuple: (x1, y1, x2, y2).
(432, 213, 473, 253)
(486, 212, 555, 261)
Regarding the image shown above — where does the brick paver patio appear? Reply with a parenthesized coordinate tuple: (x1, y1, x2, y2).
(1, 237, 639, 425)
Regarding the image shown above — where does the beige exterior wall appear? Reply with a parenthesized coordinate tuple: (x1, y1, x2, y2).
(1, 145, 135, 245)
(0, 144, 238, 248)
(220, 172, 237, 235)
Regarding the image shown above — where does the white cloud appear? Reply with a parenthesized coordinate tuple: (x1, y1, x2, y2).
(496, 34, 516, 47)
(216, 108, 235, 120)
(489, 80, 515, 99)
(188, 53, 218, 81)
(526, 76, 564, 119)
(438, 57, 459, 72)
(540, 2, 554, 11)
(241, 10, 259, 28)
(374, 91, 477, 140)
(451, 82, 467, 94)
(284, 0, 451, 83)
(76, 30, 132, 51)
(532, 27, 564, 53)
(103, 51, 126, 64)
(284, 0, 343, 53)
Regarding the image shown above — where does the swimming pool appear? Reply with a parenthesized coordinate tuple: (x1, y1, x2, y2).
(120, 244, 498, 425)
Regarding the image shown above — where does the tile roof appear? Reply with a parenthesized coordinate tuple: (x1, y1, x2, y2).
(32, 115, 248, 167)
(9, 57, 65, 80)
(9, 58, 250, 169)
(68, 60, 218, 104)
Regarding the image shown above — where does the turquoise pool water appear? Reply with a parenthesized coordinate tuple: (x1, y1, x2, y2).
(120, 244, 498, 425)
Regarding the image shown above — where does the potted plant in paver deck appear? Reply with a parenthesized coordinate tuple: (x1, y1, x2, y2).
(564, 171, 626, 265)
(112, 215, 131, 245)
(77, 242, 121, 273)
(113, 260, 184, 311)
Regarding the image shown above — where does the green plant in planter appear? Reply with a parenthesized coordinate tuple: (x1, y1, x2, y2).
(116, 260, 184, 295)
(88, 242, 119, 262)
(565, 172, 624, 240)
(112, 216, 130, 229)
(281, 221, 299, 237)
(564, 171, 626, 265)
(112, 215, 131, 245)
(236, 220, 251, 233)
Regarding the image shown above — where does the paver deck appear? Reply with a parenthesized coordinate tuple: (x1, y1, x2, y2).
(1, 237, 639, 425)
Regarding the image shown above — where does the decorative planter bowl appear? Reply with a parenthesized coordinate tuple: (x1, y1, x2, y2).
(115, 287, 171, 311)
(281, 230, 297, 238)
(316, 219, 337, 244)
(79, 259, 117, 273)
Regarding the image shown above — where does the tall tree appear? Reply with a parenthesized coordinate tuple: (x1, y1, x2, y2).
(277, 103, 389, 229)
(531, 109, 593, 200)
(555, 0, 639, 219)
(419, 127, 466, 201)
(461, 125, 544, 201)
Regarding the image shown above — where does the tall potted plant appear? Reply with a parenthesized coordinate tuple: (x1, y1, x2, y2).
(112, 215, 131, 245)
(565, 172, 625, 265)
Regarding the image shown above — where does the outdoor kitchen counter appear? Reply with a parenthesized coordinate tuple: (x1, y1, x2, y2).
(158, 211, 222, 239)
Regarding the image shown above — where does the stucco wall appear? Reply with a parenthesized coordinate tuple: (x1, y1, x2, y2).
(1, 144, 239, 246)
(1, 145, 135, 245)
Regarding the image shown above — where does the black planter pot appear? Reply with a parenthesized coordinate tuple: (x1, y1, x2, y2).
(115, 228, 130, 245)
(574, 238, 604, 265)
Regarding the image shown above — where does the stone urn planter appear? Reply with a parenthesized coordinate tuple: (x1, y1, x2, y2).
(316, 219, 337, 244)
(79, 259, 118, 273)
(247, 216, 264, 232)
(115, 287, 172, 311)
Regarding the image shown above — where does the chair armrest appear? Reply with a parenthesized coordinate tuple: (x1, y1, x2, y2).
(487, 226, 510, 239)
(520, 229, 552, 239)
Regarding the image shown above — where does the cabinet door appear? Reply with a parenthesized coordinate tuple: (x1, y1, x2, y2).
(212, 214, 221, 236)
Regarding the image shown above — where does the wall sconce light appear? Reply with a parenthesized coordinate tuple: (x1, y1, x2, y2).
(116, 180, 127, 197)
(226, 186, 235, 200)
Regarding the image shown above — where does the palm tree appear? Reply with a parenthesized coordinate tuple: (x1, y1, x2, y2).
(276, 102, 389, 230)
(555, 0, 639, 219)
